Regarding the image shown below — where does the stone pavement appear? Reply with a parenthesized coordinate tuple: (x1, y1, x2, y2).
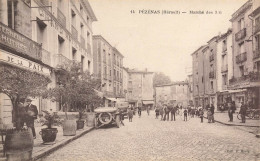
(208, 111, 260, 127)
(40, 111, 260, 161)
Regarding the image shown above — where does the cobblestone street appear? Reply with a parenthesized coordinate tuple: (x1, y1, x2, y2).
(40, 112, 260, 161)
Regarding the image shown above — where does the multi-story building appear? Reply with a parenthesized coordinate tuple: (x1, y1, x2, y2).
(112, 47, 124, 98)
(229, 0, 260, 109)
(92, 35, 124, 106)
(0, 0, 97, 118)
(127, 69, 154, 109)
(216, 29, 234, 107)
(191, 45, 207, 107)
(155, 81, 189, 107)
(187, 74, 193, 106)
(122, 67, 129, 101)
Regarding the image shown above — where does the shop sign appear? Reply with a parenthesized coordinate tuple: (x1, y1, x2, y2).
(0, 49, 51, 76)
(0, 22, 42, 61)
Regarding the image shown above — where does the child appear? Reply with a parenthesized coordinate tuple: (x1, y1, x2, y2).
(183, 108, 188, 121)
(207, 109, 213, 123)
(155, 107, 159, 119)
(199, 109, 204, 123)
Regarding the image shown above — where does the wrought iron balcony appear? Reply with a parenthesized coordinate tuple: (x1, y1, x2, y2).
(236, 52, 247, 64)
(235, 28, 246, 41)
(71, 25, 78, 40)
(53, 54, 72, 71)
(209, 71, 215, 78)
(253, 50, 260, 60)
(57, 8, 66, 27)
(209, 54, 214, 62)
(221, 64, 228, 73)
(80, 36, 85, 48)
(229, 72, 260, 85)
(41, 48, 51, 66)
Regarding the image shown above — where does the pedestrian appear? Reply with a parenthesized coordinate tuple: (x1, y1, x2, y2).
(171, 104, 177, 121)
(128, 108, 133, 122)
(210, 104, 215, 123)
(23, 98, 38, 139)
(228, 101, 236, 122)
(163, 104, 170, 121)
(239, 102, 247, 123)
(199, 108, 204, 123)
(207, 108, 213, 123)
(138, 105, 142, 118)
(191, 106, 195, 118)
(159, 105, 164, 121)
(183, 108, 188, 121)
(147, 105, 150, 116)
(17, 98, 26, 129)
(155, 106, 159, 119)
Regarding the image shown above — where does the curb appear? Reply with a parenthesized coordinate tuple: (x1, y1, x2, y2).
(32, 127, 94, 161)
(203, 116, 260, 128)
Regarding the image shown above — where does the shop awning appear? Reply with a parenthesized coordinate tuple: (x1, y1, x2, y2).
(106, 97, 117, 102)
(218, 89, 247, 94)
(142, 101, 154, 105)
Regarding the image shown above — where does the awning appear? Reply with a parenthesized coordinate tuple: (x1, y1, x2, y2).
(217, 89, 247, 94)
(106, 97, 117, 102)
(142, 101, 154, 105)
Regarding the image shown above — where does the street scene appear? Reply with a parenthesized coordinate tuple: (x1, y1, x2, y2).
(41, 112, 260, 161)
(0, 0, 260, 161)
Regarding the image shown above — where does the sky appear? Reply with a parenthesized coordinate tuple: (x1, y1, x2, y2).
(88, 0, 247, 81)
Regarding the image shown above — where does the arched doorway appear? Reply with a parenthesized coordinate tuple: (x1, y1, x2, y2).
(0, 93, 13, 129)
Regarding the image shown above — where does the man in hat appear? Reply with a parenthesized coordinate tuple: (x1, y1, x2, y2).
(24, 98, 38, 139)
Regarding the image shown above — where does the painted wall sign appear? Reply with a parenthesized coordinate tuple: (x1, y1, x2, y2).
(0, 22, 42, 61)
(0, 49, 51, 76)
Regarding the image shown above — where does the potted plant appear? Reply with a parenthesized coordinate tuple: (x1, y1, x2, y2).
(76, 108, 85, 130)
(39, 110, 62, 143)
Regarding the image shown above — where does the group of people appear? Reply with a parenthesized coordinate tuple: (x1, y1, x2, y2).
(17, 98, 38, 139)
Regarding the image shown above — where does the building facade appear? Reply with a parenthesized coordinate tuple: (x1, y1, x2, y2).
(0, 0, 97, 122)
(155, 81, 189, 107)
(127, 69, 154, 108)
(229, 0, 260, 109)
(187, 74, 193, 106)
(92, 35, 124, 106)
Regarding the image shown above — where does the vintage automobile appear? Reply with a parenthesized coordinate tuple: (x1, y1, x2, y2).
(94, 102, 129, 129)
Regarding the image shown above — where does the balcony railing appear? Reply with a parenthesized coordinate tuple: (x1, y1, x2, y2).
(235, 28, 246, 41)
(71, 25, 78, 40)
(53, 54, 72, 70)
(209, 71, 215, 78)
(253, 50, 260, 60)
(41, 48, 51, 66)
(229, 72, 260, 85)
(80, 36, 85, 48)
(57, 8, 66, 27)
(236, 52, 247, 64)
(221, 64, 228, 73)
(209, 54, 214, 62)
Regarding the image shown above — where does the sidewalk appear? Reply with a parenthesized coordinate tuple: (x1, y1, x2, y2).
(204, 111, 260, 127)
(0, 123, 94, 161)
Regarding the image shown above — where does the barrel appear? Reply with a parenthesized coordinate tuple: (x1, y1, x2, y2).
(63, 120, 76, 136)
(5, 128, 34, 161)
(86, 112, 95, 127)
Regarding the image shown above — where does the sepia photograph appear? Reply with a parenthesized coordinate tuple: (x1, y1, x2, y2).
(0, 0, 260, 160)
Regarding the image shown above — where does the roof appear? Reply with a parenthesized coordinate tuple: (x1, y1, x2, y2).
(190, 45, 207, 56)
(127, 69, 153, 74)
(218, 28, 232, 41)
(81, 0, 98, 21)
(113, 47, 124, 58)
(230, 0, 252, 22)
(207, 36, 219, 43)
(249, 6, 260, 17)
(93, 35, 114, 48)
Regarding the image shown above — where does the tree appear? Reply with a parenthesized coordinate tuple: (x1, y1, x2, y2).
(153, 72, 172, 86)
(0, 64, 51, 128)
(47, 62, 103, 117)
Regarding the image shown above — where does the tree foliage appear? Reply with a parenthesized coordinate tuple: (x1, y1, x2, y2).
(47, 62, 103, 114)
(153, 72, 172, 86)
(0, 64, 51, 126)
